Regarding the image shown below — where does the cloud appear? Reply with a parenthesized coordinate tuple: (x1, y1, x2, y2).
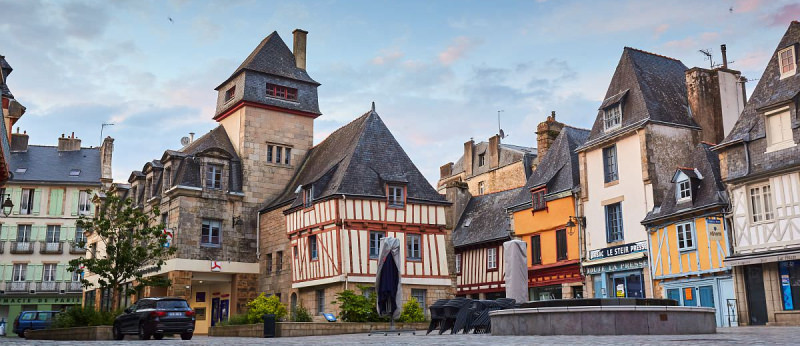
(734, 0, 764, 13)
(438, 36, 482, 65)
(662, 32, 720, 50)
(767, 4, 800, 27)
(653, 24, 669, 39)
(371, 49, 404, 65)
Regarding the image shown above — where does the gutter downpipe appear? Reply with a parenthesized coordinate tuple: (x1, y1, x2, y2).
(572, 188, 585, 278)
(342, 195, 348, 291)
(256, 211, 261, 260)
(645, 226, 656, 299)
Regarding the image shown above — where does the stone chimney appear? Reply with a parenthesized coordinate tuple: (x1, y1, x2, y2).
(10, 127, 28, 152)
(100, 136, 114, 188)
(57, 132, 82, 152)
(685, 53, 745, 144)
(444, 181, 471, 230)
(536, 111, 564, 160)
(292, 29, 308, 70)
(463, 139, 474, 177)
(440, 162, 454, 179)
(488, 134, 501, 169)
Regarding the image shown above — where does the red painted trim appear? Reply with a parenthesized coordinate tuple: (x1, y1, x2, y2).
(213, 100, 320, 122)
(347, 273, 450, 279)
(458, 280, 505, 289)
(457, 286, 505, 295)
(356, 226, 364, 274)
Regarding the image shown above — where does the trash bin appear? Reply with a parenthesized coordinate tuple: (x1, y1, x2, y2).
(263, 314, 276, 338)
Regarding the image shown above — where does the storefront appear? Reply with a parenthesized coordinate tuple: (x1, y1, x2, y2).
(0, 295, 82, 330)
(584, 241, 650, 298)
(661, 275, 736, 327)
(726, 249, 800, 326)
(527, 260, 583, 300)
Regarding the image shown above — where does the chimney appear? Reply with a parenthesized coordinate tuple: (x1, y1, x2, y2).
(189, 132, 195, 143)
(685, 62, 745, 143)
(100, 136, 114, 188)
(57, 132, 82, 151)
(10, 127, 28, 152)
(292, 29, 308, 70)
(536, 111, 564, 160)
(488, 134, 501, 169)
(440, 162, 454, 179)
(721, 44, 728, 69)
(463, 139, 474, 177)
(443, 181, 471, 230)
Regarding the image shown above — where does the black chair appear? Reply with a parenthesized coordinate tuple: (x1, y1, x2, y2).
(426, 299, 450, 335)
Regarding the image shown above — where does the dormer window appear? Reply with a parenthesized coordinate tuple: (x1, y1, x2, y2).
(677, 179, 691, 201)
(303, 186, 313, 208)
(266, 83, 298, 101)
(69, 169, 81, 176)
(779, 46, 796, 79)
(603, 104, 622, 131)
(478, 153, 485, 166)
(206, 164, 222, 190)
(224, 86, 236, 102)
(531, 187, 546, 211)
(765, 106, 796, 152)
(388, 184, 405, 209)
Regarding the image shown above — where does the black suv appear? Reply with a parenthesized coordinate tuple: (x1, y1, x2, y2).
(113, 297, 195, 340)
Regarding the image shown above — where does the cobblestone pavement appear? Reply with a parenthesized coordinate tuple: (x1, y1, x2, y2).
(2, 327, 799, 345)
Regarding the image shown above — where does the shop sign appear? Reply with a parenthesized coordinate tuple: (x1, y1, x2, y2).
(588, 241, 647, 260)
(585, 258, 648, 275)
(163, 229, 174, 248)
(707, 218, 724, 241)
(1, 296, 81, 305)
(615, 284, 625, 297)
(211, 261, 222, 272)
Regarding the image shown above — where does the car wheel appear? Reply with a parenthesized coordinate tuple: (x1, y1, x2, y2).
(153, 333, 164, 340)
(138, 323, 151, 340)
(113, 324, 124, 340)
(180, 332, 193, 340)
(19, 329, 29, 338)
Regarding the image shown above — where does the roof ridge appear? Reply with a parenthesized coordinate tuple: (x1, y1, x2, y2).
(562, 124, 591, 132)
(624, 46, 682, 62)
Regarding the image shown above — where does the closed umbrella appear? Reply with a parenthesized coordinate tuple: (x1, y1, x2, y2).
(369, 237, 415, 336)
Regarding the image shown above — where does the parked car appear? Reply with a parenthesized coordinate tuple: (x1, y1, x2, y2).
(112, 297, 195, 340)
(13, 310, 59, 338)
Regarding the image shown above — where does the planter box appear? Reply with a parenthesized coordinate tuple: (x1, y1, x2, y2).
(25, 326, 113, 340)
(209, 321, 429, 338)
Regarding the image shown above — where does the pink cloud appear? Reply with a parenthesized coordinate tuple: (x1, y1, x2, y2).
(663, 32, 719, 50)
(653, 24, 669, 38)
(438, 36, 482, 65)
(371, 49, 404, 65)
(768, 4, 800, 27)
(734, 0, 763, 13)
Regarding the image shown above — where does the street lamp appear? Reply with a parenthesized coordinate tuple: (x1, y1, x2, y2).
(565, 216, 585, 235)
(1, 195, 13, 217)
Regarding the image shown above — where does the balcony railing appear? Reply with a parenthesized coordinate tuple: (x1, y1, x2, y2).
(67, 281, 83, 292)
(7, 281, 28, 292)
(0, 241, 4, 254)
(10, 242, 34, 254)
(38, 281, 58, 292)
(1, 281, 84, 293)
(40, 241, 64, 254)
(70, 244, 86, 254)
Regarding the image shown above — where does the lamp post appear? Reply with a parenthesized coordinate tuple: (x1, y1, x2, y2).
(565, 216, 585, 235)
(1, 194, 13, 217)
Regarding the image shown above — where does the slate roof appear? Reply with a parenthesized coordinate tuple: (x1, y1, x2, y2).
(216, 31, 319, 90)
(508, 126, 590, 211)
(578, 47, 698, 150)
(719, 22, 800, 148)
(0, 55, 12, 98)
(452, 188, 520, 248)
(9, 145, 102, 185)
(170, 126, 242, 192)
(448, 142, 537, 179)
(263, 108, 448, 212)
(642, 143, 727, 224)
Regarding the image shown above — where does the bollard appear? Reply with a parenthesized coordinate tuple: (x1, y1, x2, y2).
(263, 314, 276, 338)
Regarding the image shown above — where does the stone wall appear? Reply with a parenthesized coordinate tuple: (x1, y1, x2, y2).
(209, 322, 429, 338)
(26, 326, 113, 340)
(464, 161, 527, 196)
(233, 273, 260, 315)
(258, 205, 293, 306)
(294, 282, 453, 318)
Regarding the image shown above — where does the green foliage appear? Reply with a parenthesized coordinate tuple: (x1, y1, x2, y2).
(291, 305, 312, 322)
(246, 293, 288, 323)
(335, 285, 387, 322)
(217, 314, 250, 326)
(398, 297, 426, 322)
(68, 192, 177, 311)
(51, 306, 123, 328)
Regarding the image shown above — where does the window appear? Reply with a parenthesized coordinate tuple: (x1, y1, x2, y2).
(15, 168, 27, 174)
(531, 235, 542, 265)
(78, 190, 92, 214)
(316, 289, 325, 315)
(46, 225, 60, 243)
(303, 186, 314, 208)
(74, 227, 86, 246)
(266, 253, 273, 275)
(145, 178, 152, 199)
(411, 289, 427, 312)
(406, 234, 421, 260)
(487, 247, 497, 270)
(779, 46, 796, 79)
(72, 269, 81, 282)
(677, 179, 692, 201)
(531, 188, 546, 211)
(478, 153, 485, 167)
(161, 213, 168, 228)
(766, 109, 795, 151)
(605, 202, 624, 243)
(206, 164, 222, 190)
(749, 183, 774, 223)
(676, 222, 695, 251)
(276, 146, 282, 164)
(201, 219, 221, 247)
(778, 260, 800, 310)
(556, 229, 568, 260)
(285, 148, 291, 165)
(276, 251, 283, 272)
(12, 264, 26, 282)
(17, 225, 31, 242)
(43, 264, 56, 282)
(266, 83, 298, 101)
(603, 104, 622, 130)
(164, 167, 171, 190)
(309, 235, 318, 260)
(225, 86, 236, 102)
(267, 145, 273, 163)
(20, 188, 34, 214)
(369, 231, 385, 259)
(455, 253, 462, 273)
(388, 185, 405, 208)
(478, 181, 485, 195)
(603, 145, 618, 183)
(69, 169, 81, 176)
(293, 245, 298, 259)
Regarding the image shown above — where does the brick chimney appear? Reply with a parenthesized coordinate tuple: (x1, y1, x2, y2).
(463, 139, 474, 177)
(100, 136, 114, 188)
(10, 127, 28, 152)
(488, 134, 501, 169)
(536, 111, 564, 160)
(57, 132, 81, 152)
(685, 46, 745, 144)
(292, 29, 308, 70)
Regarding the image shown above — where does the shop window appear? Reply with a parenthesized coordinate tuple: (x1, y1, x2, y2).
(778, 260, 800, 310)
(556, 229, 568, 260)
(611, 272, 644, 298)
(530, 235, 542, 265)
(676, 222, 695, 251)
(369, 231, 385, 259)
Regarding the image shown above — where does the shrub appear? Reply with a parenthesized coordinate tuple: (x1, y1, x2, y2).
(398, 297, 425, 322)
(217, 313, 250, 326)
(335, 285, 387, 322)
(51, 306, 122, 328)
(291, 305, 312, 322)
(245, 293, 288, 324)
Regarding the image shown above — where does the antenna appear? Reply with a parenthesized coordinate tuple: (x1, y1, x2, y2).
(100, 123, 114, 143)
(180, 137, 190, 147)
(497, 110, 506, 139)
(699, 49, 714, 68)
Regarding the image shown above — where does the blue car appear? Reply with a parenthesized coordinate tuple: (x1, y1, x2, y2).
(13, 311, 59, 338)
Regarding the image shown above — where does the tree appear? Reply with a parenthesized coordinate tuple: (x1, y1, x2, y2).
(68, 192, 176, 311)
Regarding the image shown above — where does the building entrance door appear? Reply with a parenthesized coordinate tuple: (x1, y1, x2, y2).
(744, 265, 768, 325)
(611, 271, 644, 298)
(211, 298, 220, 327)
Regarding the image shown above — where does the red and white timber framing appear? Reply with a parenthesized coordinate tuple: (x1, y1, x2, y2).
(455, 243, 505, 295)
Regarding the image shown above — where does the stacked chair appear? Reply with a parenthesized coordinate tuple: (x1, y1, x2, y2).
(426, 298, 516, 335)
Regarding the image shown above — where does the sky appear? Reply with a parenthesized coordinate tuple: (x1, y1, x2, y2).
(2, 0, 799, 185)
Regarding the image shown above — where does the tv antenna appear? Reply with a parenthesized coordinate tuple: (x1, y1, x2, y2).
(699, 49, 714, 68)
(497, 110, 507, 139)
(100, 123, 114, 143)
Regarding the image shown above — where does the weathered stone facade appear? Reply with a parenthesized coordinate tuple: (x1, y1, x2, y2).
(258, 204, 292, 303)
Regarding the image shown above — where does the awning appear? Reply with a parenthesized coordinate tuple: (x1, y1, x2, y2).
(582, 252, 646, 267)
(724, 248, 800, 267)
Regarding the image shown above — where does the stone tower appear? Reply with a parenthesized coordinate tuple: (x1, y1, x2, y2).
(536, 111, 564, 160)
(212, 29, 321, 226)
